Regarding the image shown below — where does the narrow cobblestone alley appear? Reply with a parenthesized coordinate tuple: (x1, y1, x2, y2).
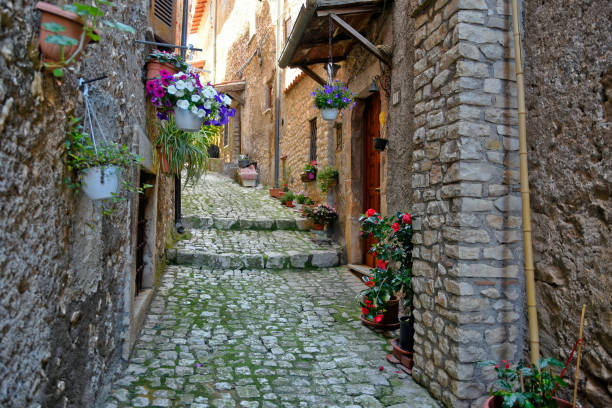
(105, 174, 439, 408)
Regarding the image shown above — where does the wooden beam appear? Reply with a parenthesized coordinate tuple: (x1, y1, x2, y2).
(290, 55, 347, 67)
(316, 6, 380, 17)
(299, 35, 352, 48)
(298, 65, 326, 86)
(329, 13, 391, 65)
(226, 91, 245, 106)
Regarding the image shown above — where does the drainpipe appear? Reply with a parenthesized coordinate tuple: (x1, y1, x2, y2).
(274, 0, 283, 187)
(174, 0, 190, 234)
(511, 0, 539, 364)
(212, 0, 217, 84)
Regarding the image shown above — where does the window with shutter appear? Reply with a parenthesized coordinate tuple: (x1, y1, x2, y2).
(150, 0, 176, 44)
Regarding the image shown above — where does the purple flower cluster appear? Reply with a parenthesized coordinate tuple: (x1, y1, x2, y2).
(312, 81, 355, 110)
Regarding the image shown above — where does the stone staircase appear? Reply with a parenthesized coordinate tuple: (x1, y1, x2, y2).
(167, 173, 343, 270)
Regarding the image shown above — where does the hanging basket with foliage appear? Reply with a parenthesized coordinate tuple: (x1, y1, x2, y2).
(316, 165, 339, 193)
(145, 50, 189, 80)
(312, 81, 355, 121)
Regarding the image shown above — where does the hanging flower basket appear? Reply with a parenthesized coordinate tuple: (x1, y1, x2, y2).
(321, 108, 338, 121)
(36, 1, 97, 65)
(147, 61, 179, 81)
(174, 106, 203, 132)
(145, 50, 188, 80)
(80, 166, 120, 200)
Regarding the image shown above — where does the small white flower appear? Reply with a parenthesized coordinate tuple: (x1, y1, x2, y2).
(191, 94, 201, 102)
(167, 85, 177, 95)
(176, 89, 185, 97)
(191, 106, 199, 114)
(197, 109, 205, 118)
(175, 80, 186, 90)
(223, 95, 232, 105)
(176, 99, 189, 110)
(186, 82, 195, 92)
(203, 100, 212, 110)
(203, 87, 215, 98)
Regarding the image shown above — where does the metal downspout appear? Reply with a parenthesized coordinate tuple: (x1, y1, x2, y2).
(274, 0, 283, 187)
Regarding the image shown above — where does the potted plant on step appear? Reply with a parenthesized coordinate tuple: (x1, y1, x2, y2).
(304, 204, 338, 231)
(145, 50, 189, 80)
(280, 191, 295, 207)
(359, 210, 413, 330)
(155, 118, 214, 185)
(146, 70, 235, 131)
(36, 1, 135, 77)
(301, 160, 317, 182)
(317, 165, 339, 194)
(65, 117, 143, 201)
(238, 154, 250, 168)
(478, 358, 572, 407)
(312, 81, 355, 121)
(295, 191, 308, 210)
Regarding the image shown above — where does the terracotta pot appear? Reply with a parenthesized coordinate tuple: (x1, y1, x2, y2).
(157, 147, 171, 174)
(146, 61, 179, 80)
(269, 188, 284, 199)
(312, 223, 324, 231)
(484, 396, 572, 408)
(37, 1, 95, 64)
(285, 200, 294, 207)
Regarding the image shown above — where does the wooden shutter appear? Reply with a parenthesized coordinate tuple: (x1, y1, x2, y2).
(150, 0, 176, 44)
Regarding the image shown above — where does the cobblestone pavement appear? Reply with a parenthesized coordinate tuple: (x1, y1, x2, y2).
(183, 173, 300, 225)
(105, 267, 440, 408)
(105, 173, 439, 407)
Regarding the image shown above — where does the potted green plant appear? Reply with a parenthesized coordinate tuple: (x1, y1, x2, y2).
(359, 210, 413, 329)
(280, 191, 295, 207)
(301, 160, 318, 182)
(65, 117, 142, 200)
(478, 358, 572, 408)
(312, 81, 355, 121)
(238, 154, 250, 168)
(145, 50, 189, 80)
(317, 165, 339, 193)
(295, 191, 307, 210)
(36, 1, 135, 77)
(304, 204, 338, 231)
(154, 118, 213, 185)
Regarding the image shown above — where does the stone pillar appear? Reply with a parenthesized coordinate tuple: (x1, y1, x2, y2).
(409, 0, 526, 406)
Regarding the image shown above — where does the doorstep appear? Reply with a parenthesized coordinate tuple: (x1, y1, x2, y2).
(348, 263, 373, 278)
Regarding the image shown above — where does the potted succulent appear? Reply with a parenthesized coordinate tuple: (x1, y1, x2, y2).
(146, 70, 235, 131)
(65, 117, 142, 201)
(238, 154, 250, 168)
(280, 191, 295, 207)
(312, 81, 355, 121)
(478, 358, 572, 408)
(301, 160, 317, 182)
(154, 118, 214, 184)
(145, 50, 189, 80)
(304, 204, 338, 231)
(36, 1, 134, 77)
(317, 165, 339, 193)
(359, 210, 413, 329)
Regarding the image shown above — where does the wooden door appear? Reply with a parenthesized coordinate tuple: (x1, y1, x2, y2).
(363, 93, 381, 267)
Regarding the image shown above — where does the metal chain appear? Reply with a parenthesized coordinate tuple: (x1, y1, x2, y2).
(327, 15, 334, 84)
(80, 79, 109, 156)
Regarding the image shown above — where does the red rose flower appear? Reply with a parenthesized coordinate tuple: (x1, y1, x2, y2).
(365, 280, 375, 287)
(366, 208, 376, 217)
(377, 259, 388, 270)
(505, 363, 510, 369)
(374, 314, 383, 323)
(372, 251, 376, 257)
(365, 299, 372, 306)
(392, 222, 400, 232)
(402, 213, 412, 224)
(379, 366, 384, 371)
(361, 307, 369, 315)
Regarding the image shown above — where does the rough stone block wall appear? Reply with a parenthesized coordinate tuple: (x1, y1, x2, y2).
(409, 0, 525, 406)
(0, 2, 173, 407)
(523, 1, 611, 406)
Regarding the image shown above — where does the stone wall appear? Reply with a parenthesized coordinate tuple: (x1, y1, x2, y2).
(409, 0, 526, 406)
(523, 1, 612, 406)
(0, 1, 173, 407)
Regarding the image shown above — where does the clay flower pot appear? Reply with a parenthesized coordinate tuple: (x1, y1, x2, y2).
(36, 1, 96, 64)
(157, 147, 171, 174)
(312, 223, 324, 231)
(484, 396, 572, 408)
(360, 297, 400, 329)
(146, 61, 179, 80)
(269, 188, 284, 199)
(284, 200, 294, 207)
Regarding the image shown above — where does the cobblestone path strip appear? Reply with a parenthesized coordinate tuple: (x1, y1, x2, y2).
(183, 174, 302, 228)
(106, 267, 440, 408)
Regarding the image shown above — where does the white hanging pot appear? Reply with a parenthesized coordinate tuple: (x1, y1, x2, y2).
(174, 106, 203, 132)
(321, 107, 339, 121)
(81, 166, 120, 200)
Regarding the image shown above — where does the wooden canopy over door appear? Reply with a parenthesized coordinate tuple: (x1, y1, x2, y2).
(362, 93, 381, 267)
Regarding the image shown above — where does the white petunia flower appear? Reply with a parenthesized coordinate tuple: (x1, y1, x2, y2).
(167, 85, 177, 95)
(186, 82, 194, 92)
(191, 94, 201, 102)
(176, 90, 185, 97)
(175, 80, 186, 90)
(203, 100, 212, 110)
(223, 95, 232, 105)
(203, 87, 215, 98)
(197, 109, 205, 118)
(176, 99, 189, 110)
(191, 106, 199, 114)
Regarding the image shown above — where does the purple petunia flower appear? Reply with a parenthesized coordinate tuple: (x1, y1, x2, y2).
(160, 69, 170, 79)
(156, 112, 169, 121)
(327, 99, 332, 105)
(154, 87, 165, 98)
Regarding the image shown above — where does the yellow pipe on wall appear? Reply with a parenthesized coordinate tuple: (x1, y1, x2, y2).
(511, 0, 540, 364)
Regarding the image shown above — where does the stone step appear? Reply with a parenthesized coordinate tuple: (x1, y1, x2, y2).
(184, 214, 310, 231)
(166, 229, 343, 269)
